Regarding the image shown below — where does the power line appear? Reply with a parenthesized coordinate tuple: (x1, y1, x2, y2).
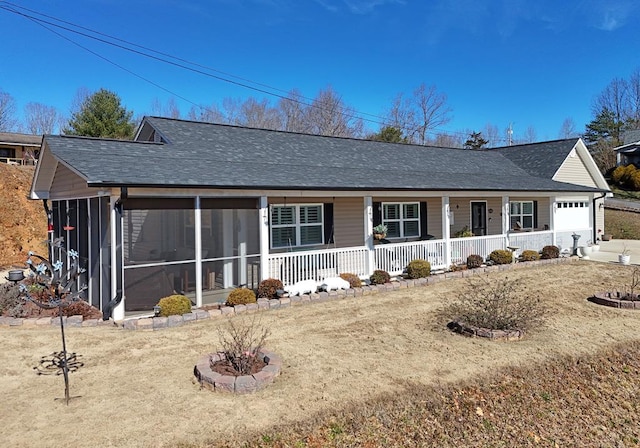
(0, 1, 471, 141)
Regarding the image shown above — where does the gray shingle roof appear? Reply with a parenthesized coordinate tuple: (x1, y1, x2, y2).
(43, 117, 604, 193)
(492, 139, 578, 179)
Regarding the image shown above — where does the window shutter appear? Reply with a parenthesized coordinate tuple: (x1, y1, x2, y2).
(420, 202, 428, 237)
(323, 203, 334, 244)
(373, 202, 382, 226)
(533, 201, 538, 229)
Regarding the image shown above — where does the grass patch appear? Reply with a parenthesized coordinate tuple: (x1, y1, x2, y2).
(610, 185, 640, 202)
(232, 341, 640, 447)
(605, 209, 640, 239)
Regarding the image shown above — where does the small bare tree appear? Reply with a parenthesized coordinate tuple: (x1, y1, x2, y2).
(24, 102, 63, 135)
(216, 316, 270, 375)
(0, 89, 18, 132)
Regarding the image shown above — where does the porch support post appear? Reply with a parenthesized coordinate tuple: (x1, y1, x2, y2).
(110, 195, 124, 321)
(502, 196, 510, 247)
(259, 196, 270, 282)
(550, 197, 557, 246)
(442, 196, 451, 268)
(364, 196, 374, 276)
(194, 196, 202, 307)
(222, 210, 234, 288)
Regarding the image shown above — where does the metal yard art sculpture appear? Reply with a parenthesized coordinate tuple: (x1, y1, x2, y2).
(20, 237, 86, 405)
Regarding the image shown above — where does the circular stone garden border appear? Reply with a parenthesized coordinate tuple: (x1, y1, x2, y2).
(447, 321, 524, 341)
(589, 292, 640, 309)
(193, 349, 282, 394)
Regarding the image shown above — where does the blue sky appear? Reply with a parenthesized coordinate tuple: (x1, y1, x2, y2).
(1, 0, 639, 141)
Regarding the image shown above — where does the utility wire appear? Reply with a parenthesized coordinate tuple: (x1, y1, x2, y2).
(0, 1, 472, 141)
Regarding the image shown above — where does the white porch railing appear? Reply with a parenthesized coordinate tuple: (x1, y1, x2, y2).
(266, 246, 370, 285)
(375, 239, 447, 275)
(266, 228, 592, 285)
(450, 234, 506, 264)
(508, 230, 554, 252)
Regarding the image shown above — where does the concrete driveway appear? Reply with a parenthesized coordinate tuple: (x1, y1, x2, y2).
(582, 239, 640, 265)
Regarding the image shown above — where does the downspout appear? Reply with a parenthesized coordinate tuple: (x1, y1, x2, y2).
(592, 192, 607, 243)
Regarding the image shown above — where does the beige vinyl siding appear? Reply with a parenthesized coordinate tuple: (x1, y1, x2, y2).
(333, 197, 364, 247)
(427, 201, 442, 238)
(449, 198, 471, 236)
(595, 197, 604, 239)
(49, 163, 102, 200)
(553, 152, 598, 188)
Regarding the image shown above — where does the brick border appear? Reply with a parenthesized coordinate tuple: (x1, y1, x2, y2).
(0, 257, 576, 330)
(447, 321, 525, 341)
(589, 291, 640, 309)
(193, 349, 282, 394)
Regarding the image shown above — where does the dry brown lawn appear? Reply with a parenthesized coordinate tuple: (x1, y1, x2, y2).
(1, 262, 639, 447)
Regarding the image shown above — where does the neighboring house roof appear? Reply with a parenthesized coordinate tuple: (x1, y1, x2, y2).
(623, 129, 640, 145)
(37, 117, 606, 194)
(0, 132, 42, 147)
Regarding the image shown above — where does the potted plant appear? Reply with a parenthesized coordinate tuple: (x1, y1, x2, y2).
(619, 245, 631, 265)
(373, 224, 388, 240)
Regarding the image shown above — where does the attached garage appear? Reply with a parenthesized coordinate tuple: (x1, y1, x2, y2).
(555, 201, 590, 231)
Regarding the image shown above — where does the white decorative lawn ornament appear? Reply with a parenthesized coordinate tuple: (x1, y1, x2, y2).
(319, 277, 350, 291)
(284, 279, 318, 296)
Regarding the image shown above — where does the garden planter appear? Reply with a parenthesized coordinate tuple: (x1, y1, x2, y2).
(619, 254, 631, 265)
(602, 234, 612, 241)
(580, 246, 593, 256)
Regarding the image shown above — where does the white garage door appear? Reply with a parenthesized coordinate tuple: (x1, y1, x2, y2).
(555, 201, 589, 231)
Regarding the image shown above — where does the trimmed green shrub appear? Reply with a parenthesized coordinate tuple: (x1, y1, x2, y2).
(541, 245, 560, 259)
(370, 269, 391, 285)
(257, 278, 283, 300)
(406, 259, 431, 279)
(156, 294, 192, 317)
(489, 249, 513, 265)
(226, 288, 257, 306)
(339, 273, 362, 288)
(466, 254, 484, 269)
(520, 250, 540, 262)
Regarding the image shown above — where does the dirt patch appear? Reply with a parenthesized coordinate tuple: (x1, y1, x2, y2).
(0, 262, 638, 447)
(0, 163, 47, 269)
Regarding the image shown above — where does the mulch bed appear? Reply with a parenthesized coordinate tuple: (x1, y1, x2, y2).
(210, 358, 267, 376)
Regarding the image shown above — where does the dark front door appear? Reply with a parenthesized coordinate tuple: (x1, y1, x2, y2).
(471, 202, 487, 236)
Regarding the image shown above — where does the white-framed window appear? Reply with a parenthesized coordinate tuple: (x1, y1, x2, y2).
(382, 202, 420, 238)
(510, 201, 534, 229)
(270, 204, 323, 249)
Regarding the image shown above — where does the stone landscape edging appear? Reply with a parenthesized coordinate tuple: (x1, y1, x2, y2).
(0, 257, 577, 330)
(589, 291, 640, 309)
(193, 348, 282, 394)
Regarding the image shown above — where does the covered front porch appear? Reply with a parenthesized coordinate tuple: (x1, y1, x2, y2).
(55, 190, 594, 320)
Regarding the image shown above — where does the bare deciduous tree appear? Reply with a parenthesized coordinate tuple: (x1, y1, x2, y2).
(150, 97, 181, 119)
(522, 125, 537, 143)
(278, 89, 310, 133)
(306, 86, 363, 137)
(558, 117, 578, 139)
(483, 123, 501, 147)
(0, 89, 18, 132)
(188, 104, 226, 124)
(24, 102, 63, 134)
(237, 97, 281, 130)
(384, 83, 452, 145)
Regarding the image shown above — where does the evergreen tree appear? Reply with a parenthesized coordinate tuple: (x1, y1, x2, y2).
(369, 126, 408, 143)
(64, 89, 135, 139)
(464, 131, 488, 149)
